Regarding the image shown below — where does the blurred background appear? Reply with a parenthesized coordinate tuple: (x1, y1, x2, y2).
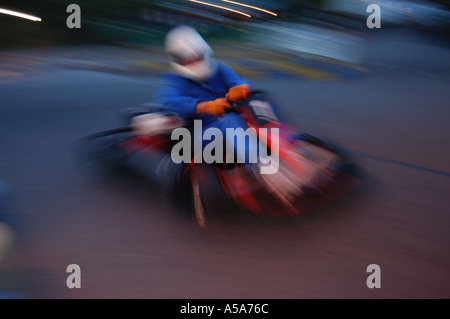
(0, 0, 449, 298)
(1, 0, 449, 46)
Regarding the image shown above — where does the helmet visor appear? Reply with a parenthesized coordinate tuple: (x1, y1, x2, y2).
(169, 52, 205, 66)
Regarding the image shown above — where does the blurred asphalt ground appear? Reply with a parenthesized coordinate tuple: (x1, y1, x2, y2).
(0, 42, 369, 82)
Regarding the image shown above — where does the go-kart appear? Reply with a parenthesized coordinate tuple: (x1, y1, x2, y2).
(76, 91, 362, 228)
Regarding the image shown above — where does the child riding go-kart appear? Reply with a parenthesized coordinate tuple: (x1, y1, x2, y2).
(76, 26, 362, 227)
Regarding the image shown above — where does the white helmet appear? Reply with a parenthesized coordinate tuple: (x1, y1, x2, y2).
(164, 25, 217, 82)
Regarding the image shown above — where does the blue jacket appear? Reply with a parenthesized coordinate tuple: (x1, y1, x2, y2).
(154, 62, 250, 125)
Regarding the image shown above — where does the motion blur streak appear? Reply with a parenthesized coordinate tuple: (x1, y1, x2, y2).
(219, 0, 277, 16)
(188, 0, 251, 18)
(0, 8, 42, 22)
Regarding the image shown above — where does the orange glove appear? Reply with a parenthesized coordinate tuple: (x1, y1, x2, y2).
(226, 84, 251, 103)
(197, 98, 231, 117)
